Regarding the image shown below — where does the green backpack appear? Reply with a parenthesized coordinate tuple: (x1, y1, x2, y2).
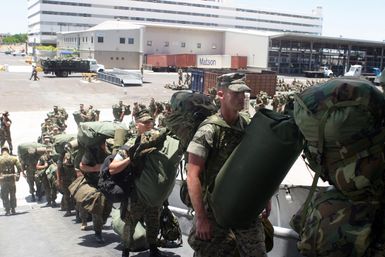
(292, 77, 385, 256)
(164, 91, 217, 149)
(294, 77, 385, 200)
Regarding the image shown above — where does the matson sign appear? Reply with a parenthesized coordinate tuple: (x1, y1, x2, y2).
(197, 55, 231, 69)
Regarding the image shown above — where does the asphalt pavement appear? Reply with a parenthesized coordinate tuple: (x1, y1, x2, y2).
(0, 53, 193, 257)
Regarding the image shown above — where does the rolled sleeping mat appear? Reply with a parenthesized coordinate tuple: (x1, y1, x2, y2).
(210, 108, 303, 229)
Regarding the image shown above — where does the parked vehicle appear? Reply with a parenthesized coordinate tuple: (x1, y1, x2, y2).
(40, 58, 104, 77)
(12, 51, 26, 57)
(303, 66, 333, 78)
(344, 65, 382, 84)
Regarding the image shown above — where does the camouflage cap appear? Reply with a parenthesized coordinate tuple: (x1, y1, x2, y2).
(216, 73, 251, 92)
(135, 109, 153, 123)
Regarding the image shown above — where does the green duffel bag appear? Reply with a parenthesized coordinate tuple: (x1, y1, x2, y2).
(111, 209, 149, 251)
(53, 133, 77, 154)
(135, 135, 183, 207)
(210, 109, 303, 229)
(68, 176, 102, 215)
(17, 142, 47, 165)
(77, 121, 128, 147)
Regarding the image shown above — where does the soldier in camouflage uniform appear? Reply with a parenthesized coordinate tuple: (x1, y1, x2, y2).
(178, 68, 183, 85)
(109, 109, 167, 257)
(149, 98, 156, 117)
(0, 145, 23, 215)
(132, 102, 140, 121)
(57, 151, 76, 217)
(79, 141, 112, 244)
(186, 73, 270, 257)
(1, 111, 13, 154)
(36, 149, 57, 207)
(23, 161, 39, 202)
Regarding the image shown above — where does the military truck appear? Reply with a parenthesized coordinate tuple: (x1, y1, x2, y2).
(40, 58, 104, 77)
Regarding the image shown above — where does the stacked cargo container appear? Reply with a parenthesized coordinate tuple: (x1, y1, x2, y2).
(190, 69, 276, 98)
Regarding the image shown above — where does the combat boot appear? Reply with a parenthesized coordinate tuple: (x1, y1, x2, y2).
(122, 248, 130, 257)
(51, 201, 58, 208)
(31, 194, 36, 202)
(11, 208, 16, 215)
(44, 201, 51, 207)
(63, 211, 72, 217)
(94, 231, 105, 244)
(5, 209, 10, 216)
(149, 245, 167, 257)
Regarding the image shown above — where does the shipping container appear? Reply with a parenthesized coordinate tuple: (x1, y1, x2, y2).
(197, 69, 276, 98)
(231, 56, 247, 69)
(146, 54, 176, 71)
(190, 69, 204, 93)
(175, 54, 196, 68)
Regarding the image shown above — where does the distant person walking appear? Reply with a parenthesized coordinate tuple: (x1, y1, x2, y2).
(29, 66, 40, 81)
(1, 111, 13, 154)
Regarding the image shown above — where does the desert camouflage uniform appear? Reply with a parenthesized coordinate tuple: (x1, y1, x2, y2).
(187, 113, 266, 257)
(0, 151, 22, 213)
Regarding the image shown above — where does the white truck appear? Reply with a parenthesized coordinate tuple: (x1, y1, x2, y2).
(344, 65, 383, 84)
(303, 66, 334, 78)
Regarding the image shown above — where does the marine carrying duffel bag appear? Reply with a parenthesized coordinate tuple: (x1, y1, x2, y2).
(134, 132, 183, 207)
(210, 108, 303, 229)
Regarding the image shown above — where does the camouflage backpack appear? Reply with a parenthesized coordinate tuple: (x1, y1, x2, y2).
(292, 77, 385, 256)
(164, 91, 217, 150)
(294, 77, 385, 200)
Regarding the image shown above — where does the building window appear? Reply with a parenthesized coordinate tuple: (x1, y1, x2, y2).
(110, 57, 113, 60)
(116, 57, 119, 60)
(128, 38, 134, 44)
(120, 37, 125, 44)
(181, 42, 186, 48)
(91, 37, 93, 43)
(164, 41, 169, 47)
(86, 37, 87, 42)
(147, 40, 152, 46)
(197, 43, 201, 49)
(121, 57, 125, 60)
(97, 36, 104, 43)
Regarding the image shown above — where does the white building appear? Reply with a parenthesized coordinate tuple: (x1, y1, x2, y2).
(28, 0, 323, 46)
(57, 20, 273, 69)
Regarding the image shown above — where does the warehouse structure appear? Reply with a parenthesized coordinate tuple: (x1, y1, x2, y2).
(28, 0, 323, 46)
(57, 20, 385, 75)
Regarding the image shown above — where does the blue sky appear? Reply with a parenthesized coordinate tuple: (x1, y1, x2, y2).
(1, 0, 384, 42)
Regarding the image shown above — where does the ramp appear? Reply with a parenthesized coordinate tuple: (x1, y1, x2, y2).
(97, 68, 143, 87)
